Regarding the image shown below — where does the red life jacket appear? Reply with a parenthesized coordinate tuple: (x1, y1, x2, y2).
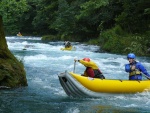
(85, 67, 105, 79)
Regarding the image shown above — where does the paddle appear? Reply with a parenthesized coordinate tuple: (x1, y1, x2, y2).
(134, 69, 150, 80)
(131, 67, 150, 80)
(142, 73, 150, 80)
(134, 68, 150, 80)
(73, 60, 76, 73)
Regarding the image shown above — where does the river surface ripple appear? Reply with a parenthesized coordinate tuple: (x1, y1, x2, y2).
(1, 36, 150, 113)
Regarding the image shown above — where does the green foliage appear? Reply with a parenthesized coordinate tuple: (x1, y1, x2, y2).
(0, 0, 150, 56)
(87, 39, 99, 45)
(20, 0, 38, 35)
(50, 0, 76, 36)
(76, 0, 109, 19)
(124, 36, 148, 55)
(115, 0, 150, 33)
(144, 8, 150, 14)
(99, 25, 150, 55)
(32, 0, 58, 35)
(41, 35, 59, 41)
(0, 0, 29, 34)
(0, 0, 28, 15)
(74, 0, 110, 40)
(99, 25, 127, 53)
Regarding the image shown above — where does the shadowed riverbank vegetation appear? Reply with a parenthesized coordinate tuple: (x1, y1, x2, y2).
(0, 0, 150, 56)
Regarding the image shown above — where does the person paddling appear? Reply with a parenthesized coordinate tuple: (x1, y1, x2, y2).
(64, 41, 71, 48)
(17, 32, 22, 36)
(125, 53, 150, 80)
(74, 58, 105, 79)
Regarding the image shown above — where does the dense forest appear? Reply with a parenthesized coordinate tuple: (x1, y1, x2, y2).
(0, 0, 150, 56)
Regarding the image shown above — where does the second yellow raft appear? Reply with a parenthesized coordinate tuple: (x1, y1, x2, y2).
(60, 46, 76, 51)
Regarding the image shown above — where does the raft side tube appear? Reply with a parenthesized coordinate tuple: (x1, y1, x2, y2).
(58, 71, 109, 98)
(58, 73, 87, 97)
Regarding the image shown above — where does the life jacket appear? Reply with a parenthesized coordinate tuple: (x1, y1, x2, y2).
(93, 69, 105, 79)
(85, 67, 105, 79)
(80, 59, 105, 79)
(129, 62, 141, 76)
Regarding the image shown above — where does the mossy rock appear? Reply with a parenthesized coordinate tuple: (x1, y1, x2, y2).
(0, 49, 28, 88)
(0, 16, 27, 88)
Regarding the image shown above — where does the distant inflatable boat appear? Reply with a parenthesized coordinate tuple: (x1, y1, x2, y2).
(17, 34, 22, 37)
(58, 71, 150, 98)
(60, 46, 76, 51)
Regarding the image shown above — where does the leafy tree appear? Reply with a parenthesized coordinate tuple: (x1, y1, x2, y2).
(0, 0, 28, 35)
(74, 0, 123, 41)
(32, 0, 58, 35)
(115, 0, 150, 33)
(51, 0, 76, 38)
(20, 0, 38, 35)
(74, 0, 109, 41)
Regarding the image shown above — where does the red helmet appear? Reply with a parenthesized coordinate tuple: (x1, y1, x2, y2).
(83, 58, 90, 62)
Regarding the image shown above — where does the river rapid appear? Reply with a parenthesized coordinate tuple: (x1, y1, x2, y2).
(1, 36, 150, 113)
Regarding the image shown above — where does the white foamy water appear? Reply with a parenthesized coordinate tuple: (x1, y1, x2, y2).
(2, 36, 150, 113)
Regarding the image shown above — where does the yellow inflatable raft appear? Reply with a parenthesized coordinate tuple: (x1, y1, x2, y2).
(60, 46, 76, 51)
(58, 71, 150, 97)
(17, 34, 22, 37)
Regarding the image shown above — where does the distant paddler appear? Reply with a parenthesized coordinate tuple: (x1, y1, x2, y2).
(61, 41, 76, 51)
(64, 41, 71, 48)
(22, 45, 35, 50)
(17, 32, 22, 37)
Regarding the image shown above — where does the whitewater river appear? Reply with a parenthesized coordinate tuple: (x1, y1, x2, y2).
(1, 36, 150, 113)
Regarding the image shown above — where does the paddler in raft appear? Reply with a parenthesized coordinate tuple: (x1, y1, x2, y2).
(17, 32, 22, 36)
(61, 41, 73, 51)
(125, 53, 150, 80)
(74, 58, 105, 79)
(64, 41, 72, 48)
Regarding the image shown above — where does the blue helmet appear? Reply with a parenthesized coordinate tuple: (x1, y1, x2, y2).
(127, 53, 135, 59)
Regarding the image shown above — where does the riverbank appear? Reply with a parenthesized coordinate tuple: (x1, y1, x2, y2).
(41, 26, 150, 57)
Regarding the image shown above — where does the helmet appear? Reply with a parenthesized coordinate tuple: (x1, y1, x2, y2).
(83, 58, 90, 62)
(127, 53, 135, 59)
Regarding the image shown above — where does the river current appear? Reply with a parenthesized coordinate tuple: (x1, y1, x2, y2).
(1, 36, 150, 113)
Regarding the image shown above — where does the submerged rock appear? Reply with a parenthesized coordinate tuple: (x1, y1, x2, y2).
(0, 16, 27, 88)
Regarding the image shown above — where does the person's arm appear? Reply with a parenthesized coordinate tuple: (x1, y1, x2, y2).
(125, 64, 131, 72)
(79, 60, 98, 69)
(86, 68, 95, 78)
(82, 70, 88, 77)
(137, 62, 150, 77)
